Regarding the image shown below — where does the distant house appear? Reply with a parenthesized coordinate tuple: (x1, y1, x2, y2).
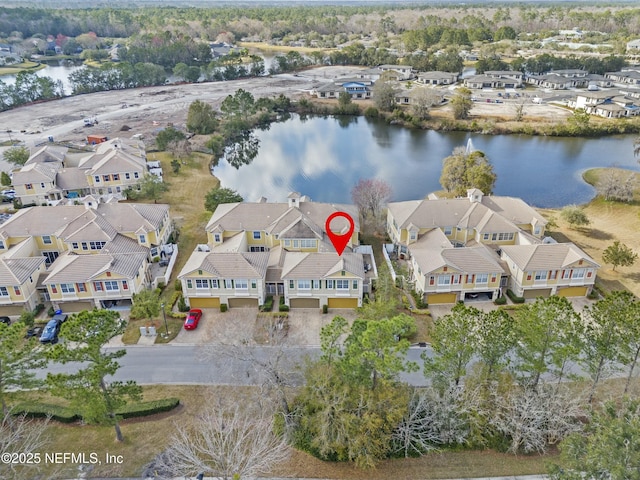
(314, 77, 373, 100)
(417, 71, 458, 85)
(605, 69, 640, 86)
(569, 91, 640, 118)
(464, 71, 523, 89)
(626, 39, 640, 52)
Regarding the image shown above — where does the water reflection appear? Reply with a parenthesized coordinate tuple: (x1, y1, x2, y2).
(211, 114, 640, 208)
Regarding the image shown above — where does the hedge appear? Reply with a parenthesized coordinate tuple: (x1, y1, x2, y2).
(11, 403, 79, 423)
(494, 296, 507, 305)
(260, 295, 274, 312)
(11, 398, 180, 423)
(115, 397, 180, 419)
(506, 289, 525, 304)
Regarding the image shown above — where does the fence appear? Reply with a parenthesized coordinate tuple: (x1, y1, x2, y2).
(382, 244, 397, 282)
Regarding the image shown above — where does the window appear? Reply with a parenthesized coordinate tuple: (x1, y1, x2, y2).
(211, 279, 219, 288)
(214, 234, 221, 243)
(25, 183, 33, 190)
(93, 281, 103, 291)
(225, 279, 234, 289)
(50, 285, 57, 294)
(437, 275, 451, 286)
(298, 280, 311, 290)
(134, 172, 139, 179)
(195, 279, 209, 289)
(72, 242, 78, 249)
(336, 279, 349, 290)
(40, 182, 46, 189)
(14, 286, 20, 296)
(352, 280, 358, 289)
(534, 271, 546, 281)
(125, 173, 130, 180)
(0, 241, 4, 250)
(113, 174, 120, 181)
(498, 232, 515, 241)
(122, 280, 128, 290)
(236, 279, 248, 290)
(563, 270, 571, 279)
(43, 251, 59, 265)
(429, 276, 435, 286)
(250, 246, 267, 252)
(300, 239, 316, 248)
(326, 279, 335, 289)
(103, 175, 110, 182)
(491, 233, 498, 241)
(251, 280, 257, 289)
(284, 240, 291, 247)
(572, 269, 585, 279)
(453, 275, 461, 284)
(410, 231, 417, 240)
(289, 280, 295, 289)
(0, 285, 10, 296)
(90, 241, 105, 250)
(186, 279, 193, 289)
(253, 231, 261, 240)
(138, 235, 146, 243)
(104, 281, 118, 291)
(483, 233, 490, 240)
(293, 240, 299, 248)
(60, 283, 75, 293)
(42, 235, 52, 245)
(476, 274, 488, 284)
(444, 226, 452, 235)
(94, 176, 100, 183)
(534, 226, 541, 235)
(312, 280, 320, 289)
(82, 242, 88, 251)
(77, 283, 86, 292)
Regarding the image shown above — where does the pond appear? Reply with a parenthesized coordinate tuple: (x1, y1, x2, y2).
(211, 114, 640, 208)
(0, 62, 84, 95)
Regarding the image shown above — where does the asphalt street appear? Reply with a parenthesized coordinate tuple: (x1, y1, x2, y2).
(38, 345, 432, 386)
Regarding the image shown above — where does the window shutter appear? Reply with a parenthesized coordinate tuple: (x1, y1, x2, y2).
(51, 285, 57, 294)
(106, 271, 111, 277)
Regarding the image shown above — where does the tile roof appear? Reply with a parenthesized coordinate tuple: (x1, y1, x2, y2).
(0, 257, 44, 285)
(281, 252, 365, 279)
(501, 243, 600, 271)
(55, 168, 90, 190)
(43, 251, 147, 284)
(12, 162, 60, 184)
(178, 252, 269, 279)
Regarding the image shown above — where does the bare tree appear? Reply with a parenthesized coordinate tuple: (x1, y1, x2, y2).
(351, 178, 392, 221)
(1, 413, 51, 480)
(410, 87, 441, 120)
(597, 170, 635, 202)
(514, 101, 525, 121)
(483, 385, 585, 454)
(157, 401, 290, 480)
(392, 385, 477, 457)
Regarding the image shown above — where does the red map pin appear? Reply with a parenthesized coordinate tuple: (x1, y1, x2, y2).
(325, 211, 355, 256)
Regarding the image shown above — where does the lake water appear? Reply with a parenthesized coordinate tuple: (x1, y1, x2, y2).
(0, 63, 83, 95)
(212, 114, 640, 208)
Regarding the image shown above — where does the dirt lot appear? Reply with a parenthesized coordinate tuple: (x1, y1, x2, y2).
(0, 66, 569, 147)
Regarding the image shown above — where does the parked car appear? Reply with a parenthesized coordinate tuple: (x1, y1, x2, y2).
(39, 318, 63, 344)
(25, 325, 44, 338)
(183, 309, 202, 330)
(38, 312, 67, 344)
(0, 316, 10, 325)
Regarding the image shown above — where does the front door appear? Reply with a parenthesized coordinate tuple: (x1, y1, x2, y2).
(277, 283, 284, 295)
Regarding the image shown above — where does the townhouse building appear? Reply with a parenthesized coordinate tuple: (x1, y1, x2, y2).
(0, 200, 173, 315)
(179, 193, 376, 310)
(387, 189, 598, 304)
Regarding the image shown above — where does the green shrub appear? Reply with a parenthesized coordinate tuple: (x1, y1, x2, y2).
(260, 295, 274, 312)
(177, 294, 189, 312)
(115, 397, 180, 419)
(18, 310, 36, 327)
(220, 303, 228, 312)
(279, 295, 285, 305)
(153, 256, 160, 263)
(506, 289, 525, 304)
(47, 306, 55, 317)
(322, 304, 328, 314)
(174, 279, 183, 292)
(35, 303, 45, 315)
(494, 296, 507, 305)
(279, 304, 289, 312)
(364, 106, 379, 118)
(11, 403, 79, 423)
(157, 281, 166, 290)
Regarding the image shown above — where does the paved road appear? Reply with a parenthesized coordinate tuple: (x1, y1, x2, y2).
(39, 345, 431, 386)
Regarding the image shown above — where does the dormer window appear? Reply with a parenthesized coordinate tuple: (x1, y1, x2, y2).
(253, 231, 261, 240)
(139, 234, 146, 243)
(0, 240, 4, 249)
(94, 176, 100, 183)
(214, 234, 221, 243)
(42, 235, 52, 245)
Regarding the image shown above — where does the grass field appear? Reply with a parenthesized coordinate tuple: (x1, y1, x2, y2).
(239, 41, 333, 54)
(0, 60, 46, 76)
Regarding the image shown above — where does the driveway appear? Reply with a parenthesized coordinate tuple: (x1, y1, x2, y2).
(171, 307, 359, 346)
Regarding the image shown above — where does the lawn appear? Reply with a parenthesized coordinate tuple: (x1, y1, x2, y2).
(541, 168, 640, 298)
(0, 60, 46, 75)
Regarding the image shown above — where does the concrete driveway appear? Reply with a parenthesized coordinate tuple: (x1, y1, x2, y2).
(171, 308, 359, 346)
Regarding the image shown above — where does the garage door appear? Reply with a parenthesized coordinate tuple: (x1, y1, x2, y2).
(523, 288, 552, 299)
(0, 305, 24, 317)
(427, 293, 458, 304)
(228, 298, 259, 308)
(61, 301, 93, 313)
(328, 298, 358, 309)
(557, 286, 588, 297)
(290, 298, 320, 309)
(189, 297, 220, 309)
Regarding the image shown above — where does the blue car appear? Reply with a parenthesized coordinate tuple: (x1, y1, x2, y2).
(39, 314, 67, 344)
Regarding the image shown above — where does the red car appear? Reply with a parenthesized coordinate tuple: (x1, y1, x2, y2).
(183, 309, 202, 330)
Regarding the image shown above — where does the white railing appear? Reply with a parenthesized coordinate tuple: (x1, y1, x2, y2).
(382, 244, 397, 282)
